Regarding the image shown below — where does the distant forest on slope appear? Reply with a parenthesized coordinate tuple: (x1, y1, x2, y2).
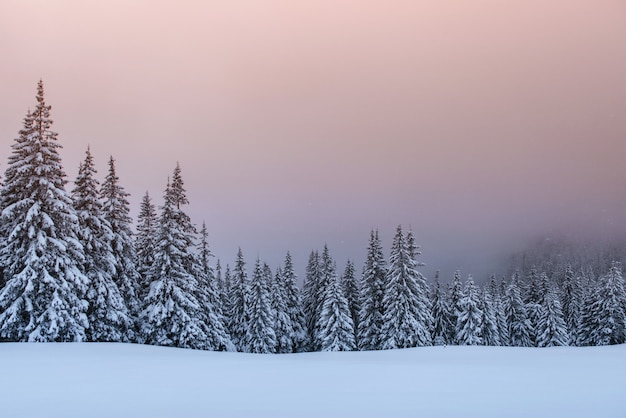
(0, 81, 624, 352)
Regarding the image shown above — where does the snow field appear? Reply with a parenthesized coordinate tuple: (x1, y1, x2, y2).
(1, 343, 625, 418)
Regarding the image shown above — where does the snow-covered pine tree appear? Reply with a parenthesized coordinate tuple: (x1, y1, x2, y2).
(0, 81, 89, 342)
(134, 191, 157, 295)
(449, 270, 464, 344)
(227, 248, 249, 351)
(494, 277, 510, 345)
(101, 156, 141, 327)
(358, 229, 387, 351)
(535, 283, 568, 347)
(140, 172, 230, 351)
(341, 260, 360, 338)
(193, 221, 233, 350)
(480, 286, 501, 346)
(456, 276, 483, 346)
(311, 245, 337, 350)
(72, 147, 131, 342)
(381, 226, 432, 349)
(317, 258, 356, 351)
(272, 266, 293, 353)
(504, 272, 533, 347)
(281, 252, 307, 352)
(560, 265, 582, 344)
(592, 263, 626, 345)
(215, 259, 229, 311)
(302, 250, 321, 350)
(430, 273, 453, 345)
(525, 269, 548, 346)
(245, 259, 277, 353)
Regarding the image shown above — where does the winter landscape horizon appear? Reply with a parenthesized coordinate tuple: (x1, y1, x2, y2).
(1, 1, 625, 417)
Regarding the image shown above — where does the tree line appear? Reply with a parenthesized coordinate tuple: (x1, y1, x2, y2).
(0, 81, 624, 352)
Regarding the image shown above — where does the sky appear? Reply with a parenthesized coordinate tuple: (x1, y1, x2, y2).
(1, 0, 625, 282)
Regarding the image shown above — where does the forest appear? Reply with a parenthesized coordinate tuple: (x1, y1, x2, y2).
(0, 81, 624, 352)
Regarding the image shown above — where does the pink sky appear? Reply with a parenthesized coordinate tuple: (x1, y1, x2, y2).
(1, 1, 625, 279)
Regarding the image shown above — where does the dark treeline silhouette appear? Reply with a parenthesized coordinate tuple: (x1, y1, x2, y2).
(0, 82, 624, 351)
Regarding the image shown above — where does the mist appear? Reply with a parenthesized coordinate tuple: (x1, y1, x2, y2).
(1, 0, 625, 281)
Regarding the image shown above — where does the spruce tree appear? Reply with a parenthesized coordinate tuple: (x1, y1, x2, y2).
(536, 284, 568, 347)
(430, 273, 453, 345)
(560, 265, 582, 344)
(449, 270, 464, 344)
(311, 245, 337, 350)
(381, 226, 432, 349)
(504, 273, 533, 347)
(140, 171, 230, 350)
(456, 276, 483, 346)
(227, 248, 249, 351)
(302, 250, 321, 350)
(593, 264, 626, 345)
(0, 81, 89, 342)
(272, 266, 293, 353)
(281, 252, 307, 352)
(134, 191, 157, 295)
(317, 259, 356, 351)
(341, 260, 360, 338)
(480, 287, 501, 346)
(72, 147, 131, 342)
(358, 229, 387, 350)
(245, 259, 277, 353)
(101, 156, 141, 325)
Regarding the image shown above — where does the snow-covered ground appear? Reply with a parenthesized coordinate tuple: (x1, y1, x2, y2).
(1, 343, 625, 418)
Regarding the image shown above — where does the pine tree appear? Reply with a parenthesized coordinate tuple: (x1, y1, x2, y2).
(140, 171, 230, 350)
(480, 287, 501, 346)
(358, 229, 387, 351)
(449, 270, 464, 344)
(592, 264, 626, 345)
(381, 226, 432, 349)
(72, 147, 131, 342)
(536, 284, 568, 347)
(245, 259, 277, 353)
(134, 191, 157, 295)
(560, 265, 582, 344)
(341, 260, 359, 338)
(281, 252, 307, 352)
(312, 245, 338, 350)
(494, 277, 510, 345)
(317, 259, 356, 351)
(101, 156, 141, 327)
(504, 273, 533, 347)
(456, 276, 483, 346)
(0, 81, 89, 342)
(302, 250, 321, 350)
(193, 222, 233, 350)
(272, 266, 293, 353)
(430, 273, 453, 345)
(227, 248, 249, 351)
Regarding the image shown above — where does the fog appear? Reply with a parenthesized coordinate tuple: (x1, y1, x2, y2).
(1, 1, 625, 281)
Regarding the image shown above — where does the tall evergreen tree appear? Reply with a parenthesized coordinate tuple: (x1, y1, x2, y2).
(134, 191, 157, 294)
(535, 284, 568, 347)
(480, 287, 501, 346)
(227, 248, 249, 351)
(311, 245, 337, 350)
(140, 171, 230, 350)
(430, 273, 453, 345)
(449, 270, 464, 344)
(504, 273, 533, 347)
(0, 81, 89, 342)
(101, 156, 141, 325)
(358, 229, 387, 351)
(272, 266, 293, 354)
(592, 264, 626, 345)
(381, 226, 432, 349)
(456, 276, 483, 346)
(560, 265, 582, 344)
(317, 258, 356, 351)
(245, 259, 277, 353)
(72, 147, 131, 342)
(281, 252, 307, 352)
(341, 260, 359, 338)
(302, 250, 321, 350)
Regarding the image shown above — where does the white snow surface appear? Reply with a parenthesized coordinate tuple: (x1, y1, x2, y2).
(1, 343, 625, 418)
